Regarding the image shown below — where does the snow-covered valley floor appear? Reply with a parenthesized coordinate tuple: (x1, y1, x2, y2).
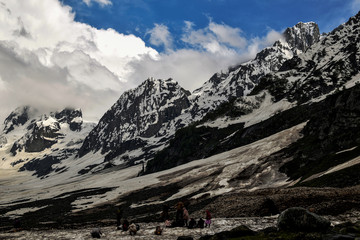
(2, 123, 360, 238)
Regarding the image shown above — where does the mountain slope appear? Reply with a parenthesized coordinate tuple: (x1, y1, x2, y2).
(78, 78, 192, 164)
(0, 107, 94, 177)
(191, 22, 320, 118)
(76, 22, 321, 168)
(145, 12, 360, 178)
(256, 12, 360, 103)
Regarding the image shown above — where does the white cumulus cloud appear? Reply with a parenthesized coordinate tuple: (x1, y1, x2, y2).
(82, 0, 112, 7)
(0, 0, 284, 122)
(246, 29, 284, 57)
(181, 20, 247, 55)
(0, 0, 157, 121)
(147, 24, 173, 51)
(129, 21, 282, 92)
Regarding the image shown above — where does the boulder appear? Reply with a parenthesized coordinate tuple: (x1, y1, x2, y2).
(177, 237, 193, 240)
(199, 225, 255, 240)
(277, 207, 330, 232)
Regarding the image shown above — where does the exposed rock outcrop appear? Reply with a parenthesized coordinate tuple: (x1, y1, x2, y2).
(277, 207, 330, 232)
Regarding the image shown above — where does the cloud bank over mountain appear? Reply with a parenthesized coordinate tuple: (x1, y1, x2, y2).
(0, 0, 289, 121)
(0, 0, 156, 121)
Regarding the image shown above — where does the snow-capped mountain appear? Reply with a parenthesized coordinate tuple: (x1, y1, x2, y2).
(78, 78, 192, 164)
(76, 22, 321, 167)
(283, 21, 321, 54)
(3, 106, 39, 134)
(191, 22, 320, 118)
(10, 108, 83, 155)
(265, 11, 360, 103)
(145, 12, 360, 177)
(2, 12, 360, 231)
(0, 107, 94, 177)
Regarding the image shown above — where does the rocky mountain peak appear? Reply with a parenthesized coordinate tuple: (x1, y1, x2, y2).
(9, 107, 84, 155)
(78, 78, 192, 160)
(190, 21, 321, 119)
(257, 12, 360, 104)
(284, 21, 320, 53)
(52, 108, 83, 131)
(3, 106, 37, 134)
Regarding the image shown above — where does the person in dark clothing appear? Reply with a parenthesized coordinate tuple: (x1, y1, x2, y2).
(160, 205, 170, 222)
(175, 202, 184, 227)
(116, 206, 122, 227)
(197, 218, 205, 228)
(155, 226, 162, 235)
(188, 218, 196, 229)
(122, 219, 129, 231)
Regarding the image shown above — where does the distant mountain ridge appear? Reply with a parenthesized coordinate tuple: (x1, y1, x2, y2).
(0, 106, 93, 177)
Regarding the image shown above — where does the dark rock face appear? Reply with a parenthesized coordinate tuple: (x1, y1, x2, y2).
(78, 78, 192, 161)
(199, 225, 255, 240)
(277, 207, 330, 232)
(144, 94, 318, 174)
(19, 156, 60, 177)
(278, 85, 360, 186)
(3, 106, 35, 134)
(10, 119, 61, 154)
(177, 237, 194, 240)
(54, 108, 83, 131)
(284, 22, 320, 53)
(303, 87, 360, 153)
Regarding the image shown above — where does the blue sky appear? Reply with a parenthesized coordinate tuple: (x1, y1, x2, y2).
(62, 0, 360, 52)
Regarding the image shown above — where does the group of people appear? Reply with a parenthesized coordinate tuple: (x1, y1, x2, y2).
(116, 207, 140, 235)
(105, 203, 212, 238)
(160, 202, 212, 230)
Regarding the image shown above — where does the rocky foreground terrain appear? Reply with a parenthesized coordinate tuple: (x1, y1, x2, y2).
(0, 210, 360, 239)
(1, 185, 360, 239)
